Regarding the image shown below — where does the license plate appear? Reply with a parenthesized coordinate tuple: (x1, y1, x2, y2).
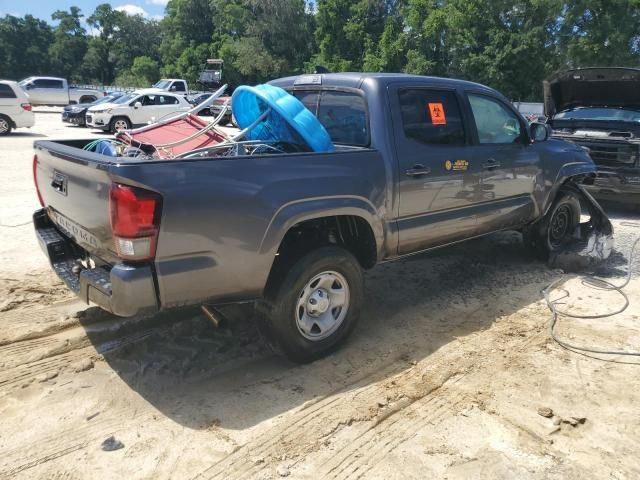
(48, 209, 99, 249)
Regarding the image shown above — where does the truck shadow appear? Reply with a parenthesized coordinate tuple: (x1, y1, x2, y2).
(81, 221, 630, 431)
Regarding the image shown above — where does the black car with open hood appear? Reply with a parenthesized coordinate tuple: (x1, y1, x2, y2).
(545, 67, 640, 205)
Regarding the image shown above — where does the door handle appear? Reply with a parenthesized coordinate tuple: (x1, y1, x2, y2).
(482, 158, 501, 169)
(405, 164, 431, 177)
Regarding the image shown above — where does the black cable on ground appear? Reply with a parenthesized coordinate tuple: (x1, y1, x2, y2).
(543, 232, 640, 360)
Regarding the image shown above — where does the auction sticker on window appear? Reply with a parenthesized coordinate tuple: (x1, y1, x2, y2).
(428, 102, 447, 125)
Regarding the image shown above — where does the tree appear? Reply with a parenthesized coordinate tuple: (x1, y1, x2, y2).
(0, 14, 53, 80)
(559, 0, 640, 68)
(83, 4, 126, 84)
(115, 56, 160, 87)
(49, 7, 88, 81)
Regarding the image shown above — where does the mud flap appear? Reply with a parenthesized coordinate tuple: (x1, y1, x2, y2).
(548, 183, 614, 271)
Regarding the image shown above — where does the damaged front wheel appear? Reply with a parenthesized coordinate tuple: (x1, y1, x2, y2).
(525, 192, 581, 258)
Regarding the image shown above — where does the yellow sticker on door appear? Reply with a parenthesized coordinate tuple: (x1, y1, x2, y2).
(445, 159, 469, 171)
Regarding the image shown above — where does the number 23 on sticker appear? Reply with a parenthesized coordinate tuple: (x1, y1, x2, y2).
(428, 102, 447, 125)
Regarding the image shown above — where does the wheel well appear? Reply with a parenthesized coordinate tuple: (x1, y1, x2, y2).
(111, 116, 131, 125)
(263, 215, 377, 299)
(277, 215, 377, 269)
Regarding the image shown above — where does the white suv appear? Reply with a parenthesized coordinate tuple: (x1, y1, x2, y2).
(0, 80, 35, 135)
(86, 89, 191, 133)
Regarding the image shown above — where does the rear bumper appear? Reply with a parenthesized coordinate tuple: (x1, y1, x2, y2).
(13, 111, 35, 129)
(33, 209, 159, 317)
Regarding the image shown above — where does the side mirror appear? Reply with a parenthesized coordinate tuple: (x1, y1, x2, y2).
(169, 85, 176, 92)
(25, 84, 34, 90)
(530, 122, 552, 142)
(134, 101, 142, 109)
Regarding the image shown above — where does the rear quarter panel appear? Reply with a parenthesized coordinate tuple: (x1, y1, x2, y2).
(112, 149, 388, 308)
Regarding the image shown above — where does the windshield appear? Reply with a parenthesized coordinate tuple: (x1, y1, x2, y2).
(113, 93, 137, 105)
(87, 95, 120, 106)
(555, 107, 640, 123)
(153, 80, 171, 89)
(18, 78, 33, 86)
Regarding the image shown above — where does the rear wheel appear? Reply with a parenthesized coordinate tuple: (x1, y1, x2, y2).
(0, 115, 12, 135)
(110, 116, 131, 133)
(258, 246, 363, 363)
(80, 95, 97, 104)
(524, 191, 580, 258)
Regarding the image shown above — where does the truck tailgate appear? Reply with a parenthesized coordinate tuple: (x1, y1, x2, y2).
(34, 140, 117, 262)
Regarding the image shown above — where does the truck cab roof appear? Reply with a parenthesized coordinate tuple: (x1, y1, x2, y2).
(270, 72, 497, 95)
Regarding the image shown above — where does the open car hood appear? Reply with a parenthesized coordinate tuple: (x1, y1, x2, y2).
(544, 67, 640, 116)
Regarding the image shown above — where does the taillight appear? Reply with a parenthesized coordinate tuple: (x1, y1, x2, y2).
(33, 154, 44, 206)
(21, 103, 32, 111)
(109, 184, 162, 261)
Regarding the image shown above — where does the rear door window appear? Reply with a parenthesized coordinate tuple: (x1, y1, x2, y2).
(45, 79, 64, 88)
(0, 84, 17, 99)
(398, 89, 466, 145)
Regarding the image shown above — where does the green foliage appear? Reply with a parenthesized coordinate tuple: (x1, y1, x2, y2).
(115, 56, 160, 88)
(1, 0, 639, 99)
(0, 15, 53, 80)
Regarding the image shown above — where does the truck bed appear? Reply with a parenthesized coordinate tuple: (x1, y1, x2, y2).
(33, 138, 385, 314)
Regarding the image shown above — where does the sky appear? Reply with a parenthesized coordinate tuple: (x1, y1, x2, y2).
(0, 0, 168, 21)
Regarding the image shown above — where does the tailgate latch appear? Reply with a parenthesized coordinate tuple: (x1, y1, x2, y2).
(51, 171, 68, 196)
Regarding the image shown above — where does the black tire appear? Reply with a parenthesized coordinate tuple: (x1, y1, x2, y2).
(0, 115, 12, 135)
(110, 116, 131, 133)
(80, 95, 97, 104)
(524, 191, 581, 258)
(258, 246, 364, 363)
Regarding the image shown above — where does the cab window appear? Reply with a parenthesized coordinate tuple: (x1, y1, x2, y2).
(292, 89, 368, 146)
(398, 89, 466, 145)
(317, 91, 368, 146)
(293, 91, 319, 114)
(467, 93, 522, 144)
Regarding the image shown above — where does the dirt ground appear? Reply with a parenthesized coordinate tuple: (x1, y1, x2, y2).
(1, 110, 639, 480)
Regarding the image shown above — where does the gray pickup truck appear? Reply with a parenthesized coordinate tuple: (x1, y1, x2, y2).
(33, 73, 604, 362)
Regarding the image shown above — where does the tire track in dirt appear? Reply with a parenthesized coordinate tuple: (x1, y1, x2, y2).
(0, 304, 83, 346)
(0, 410, 152, 478)
(0, 324, 171, 393)
(330, 395, 468, 480)
(191, 309, 546, 480)
(194, 352, 475, 479)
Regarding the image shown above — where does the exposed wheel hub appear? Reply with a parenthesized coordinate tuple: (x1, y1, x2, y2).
(296, 271, 350, 341)
(307, 289, 330, 316)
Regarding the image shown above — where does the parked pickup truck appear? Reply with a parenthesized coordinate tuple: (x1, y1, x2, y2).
(151, 78, 189, 94)
(33, 73, 604, 362)
(18, 77, 99, 106)
(545, 67, 640, 205)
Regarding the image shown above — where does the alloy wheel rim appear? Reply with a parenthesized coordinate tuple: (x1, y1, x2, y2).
(0, 119, 8, 133)
(114, 120, 128, 131)
(296, 271, 350, 341)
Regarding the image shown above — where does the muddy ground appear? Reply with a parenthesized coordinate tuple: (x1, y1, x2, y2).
(1, 111, 639, 479)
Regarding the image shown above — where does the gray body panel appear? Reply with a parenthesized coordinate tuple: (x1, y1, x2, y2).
(33, 74, 597, 315)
